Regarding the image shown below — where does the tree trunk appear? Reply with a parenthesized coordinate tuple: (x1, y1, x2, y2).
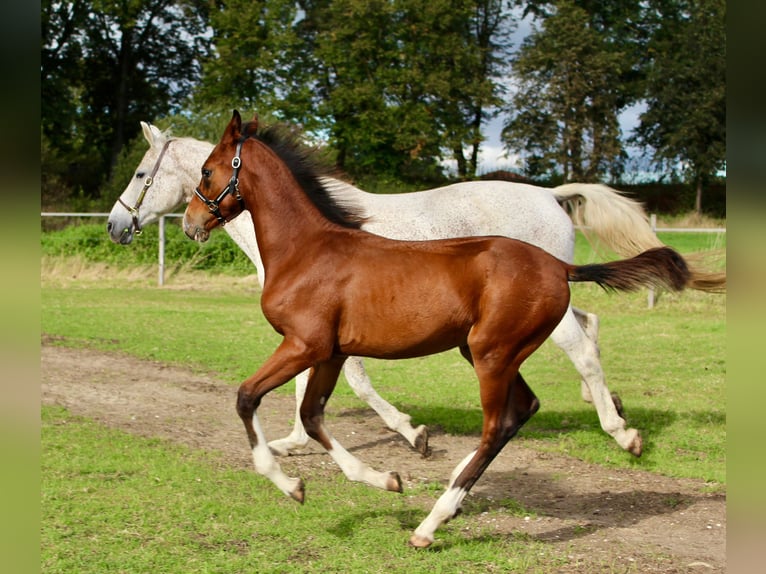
(695, 177, 703, 215)
(453, 146, 467, 179)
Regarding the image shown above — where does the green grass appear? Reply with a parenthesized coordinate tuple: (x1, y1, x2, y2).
(42, 405, 553, 573)
(41, 236, 726, 483)
(40, 228, 725, 571)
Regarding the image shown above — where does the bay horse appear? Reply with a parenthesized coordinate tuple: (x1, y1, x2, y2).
(182, 111, 691, 547)
(108, 122, 724, 458)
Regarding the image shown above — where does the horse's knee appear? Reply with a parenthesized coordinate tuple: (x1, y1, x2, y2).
(236, 386, 261, 421)
(299, 402, 332, 447)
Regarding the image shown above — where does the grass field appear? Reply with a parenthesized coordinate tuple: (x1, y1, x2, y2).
(40, 229, 726, 572)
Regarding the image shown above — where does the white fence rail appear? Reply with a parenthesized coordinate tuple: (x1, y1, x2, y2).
(41, 212, 725, 296)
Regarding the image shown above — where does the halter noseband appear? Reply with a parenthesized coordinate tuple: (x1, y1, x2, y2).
(192, 139, 246, 225)
(118, 139, 173, 235)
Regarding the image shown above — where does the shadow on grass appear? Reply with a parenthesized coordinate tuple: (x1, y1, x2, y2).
(394, 404, 724, 440)
(324, 474, 724, 550)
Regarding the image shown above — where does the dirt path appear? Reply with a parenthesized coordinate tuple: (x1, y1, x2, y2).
(41, 343, 725, 572)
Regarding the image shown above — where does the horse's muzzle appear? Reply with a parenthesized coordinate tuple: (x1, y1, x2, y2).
(106, 220, 134, 245)
(182, 217, 210, 243)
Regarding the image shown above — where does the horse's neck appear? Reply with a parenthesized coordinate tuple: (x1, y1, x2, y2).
(177, 138, 215, 203)
(244, 151, 337, 276)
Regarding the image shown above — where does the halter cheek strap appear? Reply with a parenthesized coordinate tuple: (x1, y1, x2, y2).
(118, 139, 173, 234)
(193, 139, 246, 225)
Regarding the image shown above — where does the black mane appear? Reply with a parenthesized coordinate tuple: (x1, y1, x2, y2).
(242, 121, 365, 229)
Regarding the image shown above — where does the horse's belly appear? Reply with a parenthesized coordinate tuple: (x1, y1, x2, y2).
(337, 313, 469, 360)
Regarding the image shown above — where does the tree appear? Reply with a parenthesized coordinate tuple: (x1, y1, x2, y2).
(196, 0, 514, 183)
(194, 0, 306, 117)
(502, 0, 633, 182)
(632, 0, 725, 214)
(41, 0, 211, 203)
(438, 0, 513, 179)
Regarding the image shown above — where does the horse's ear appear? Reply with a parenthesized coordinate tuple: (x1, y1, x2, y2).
(140, 121, 154, 145)
(226, 110, 243, 142)
(242, 113, 259, 138)
(141, 121, 165, 147)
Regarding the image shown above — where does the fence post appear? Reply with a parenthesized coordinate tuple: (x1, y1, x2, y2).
(158, 216, 166, 287)
(647, 213, 656, 308)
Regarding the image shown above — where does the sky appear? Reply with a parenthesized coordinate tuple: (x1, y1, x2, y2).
(475, 104, 648, 175)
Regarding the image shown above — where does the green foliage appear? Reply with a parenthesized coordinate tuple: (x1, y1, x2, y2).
(504, 0, 633, 182)
(632, 0, 726, 211)
(194, 0, 512, 183)
(41, 0, 211, 202)
(41, 222, 255, 275)
(195, 0, 304, 114)
(43, 0, 726, 212)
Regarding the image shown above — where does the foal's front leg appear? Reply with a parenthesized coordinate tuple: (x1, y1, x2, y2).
(302, 357, 403, 493)
(268, 356, 429, 457)
(236, 339, 316, 502)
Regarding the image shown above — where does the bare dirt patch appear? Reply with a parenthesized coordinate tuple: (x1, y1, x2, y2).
(41, 341, 725, 572)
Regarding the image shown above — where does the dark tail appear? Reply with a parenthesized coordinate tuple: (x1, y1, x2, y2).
(567, 247, 690, 293)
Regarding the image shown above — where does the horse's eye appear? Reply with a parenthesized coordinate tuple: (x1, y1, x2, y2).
(201, 168, 211, 178)
(135, 172, 145, 180)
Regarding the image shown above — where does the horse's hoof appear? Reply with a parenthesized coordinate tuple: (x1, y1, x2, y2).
(414, 425, 431, 457)
(408, 534, 433, 548)
(611, 393, 625, 418)
(628, 431, 643, 457)
(289, 479, 306, 504)
(386, 472, 403, 493)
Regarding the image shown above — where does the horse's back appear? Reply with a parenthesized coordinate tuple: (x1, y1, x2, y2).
(349, 181, 575, 262)
(323, 232, 570, 359)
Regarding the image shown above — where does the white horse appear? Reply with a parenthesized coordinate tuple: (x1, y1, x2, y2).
(107, 122, 724, 458)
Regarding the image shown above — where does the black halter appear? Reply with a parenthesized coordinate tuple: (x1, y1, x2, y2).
(118, 139, 173, 235)
(193, 139, 246, 225)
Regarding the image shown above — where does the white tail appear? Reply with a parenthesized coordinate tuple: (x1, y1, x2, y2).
(552, 183, 725, 293)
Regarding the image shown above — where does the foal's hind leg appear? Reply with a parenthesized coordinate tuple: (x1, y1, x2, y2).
(550, 308, 641, 456)
(267, 369, 311, 456)
(410, 369, 539, 548)
(301, 357, 403, 493)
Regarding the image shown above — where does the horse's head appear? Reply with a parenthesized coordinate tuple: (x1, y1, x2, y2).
(107, 122, 188, 244)
(183, 110, 256, 242)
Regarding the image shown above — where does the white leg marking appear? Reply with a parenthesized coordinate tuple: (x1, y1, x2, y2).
(448, 450, 477, 488)
(251, 413, 302, 497)
(267, 369, 311, 456)
(325, 435, 401, 491)
(411, 486, 468, 547)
